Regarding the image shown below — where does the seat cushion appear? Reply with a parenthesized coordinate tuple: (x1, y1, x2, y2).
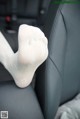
(0, 80, 44, 119)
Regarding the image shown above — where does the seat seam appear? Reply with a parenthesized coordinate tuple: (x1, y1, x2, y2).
(49, 56, 63, 80)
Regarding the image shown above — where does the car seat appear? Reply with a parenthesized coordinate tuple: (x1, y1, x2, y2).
(35, 0, 80, 119)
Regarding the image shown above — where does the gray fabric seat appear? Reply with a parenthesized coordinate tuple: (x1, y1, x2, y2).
(0, 81, 44, 119)
(35, 0, 80, 119)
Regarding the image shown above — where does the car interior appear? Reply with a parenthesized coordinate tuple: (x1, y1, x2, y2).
(0, 0, 80, 119)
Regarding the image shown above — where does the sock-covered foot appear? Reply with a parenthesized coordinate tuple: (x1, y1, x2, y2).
(0, 24, 48, 88)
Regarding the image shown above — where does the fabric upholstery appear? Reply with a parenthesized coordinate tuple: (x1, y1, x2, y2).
(35, 0, 80, 119)
(0, 81, 44, 119)
(55, 94, 80, 119)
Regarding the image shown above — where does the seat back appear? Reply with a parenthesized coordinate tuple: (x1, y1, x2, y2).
(17, 0, 51, 26)
(0, 0, 11, 16)
(0, 0, 51, 28)
(35, 0, 80, 119)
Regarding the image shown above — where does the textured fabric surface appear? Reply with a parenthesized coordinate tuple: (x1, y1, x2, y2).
(55, 94, 80, 119)
(0, 81, 44, 119)
(35, 1, 80, 119)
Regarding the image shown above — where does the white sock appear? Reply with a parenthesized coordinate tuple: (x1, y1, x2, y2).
(0, 24, 48, 88)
